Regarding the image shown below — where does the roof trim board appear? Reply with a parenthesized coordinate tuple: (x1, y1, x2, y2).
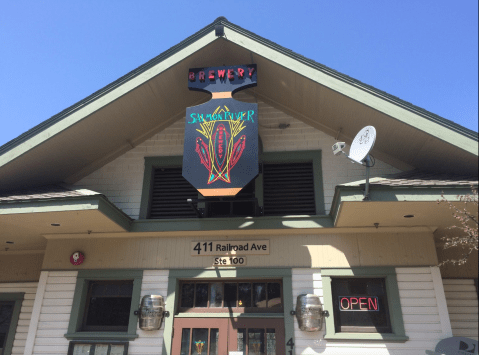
(222, 26, 477, 155)
(0, 28, 218, 169)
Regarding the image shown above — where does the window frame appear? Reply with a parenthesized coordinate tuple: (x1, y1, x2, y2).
(177, 279, 284, 313)
(139, 150, 325, 220)
(0, 293, 24, 355)
(322, 267, 408, 342)
(64, 270, 142, 341)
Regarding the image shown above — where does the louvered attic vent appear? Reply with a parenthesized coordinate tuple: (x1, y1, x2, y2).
(148, 167, 198, 219)
(263, 162, 316, 216)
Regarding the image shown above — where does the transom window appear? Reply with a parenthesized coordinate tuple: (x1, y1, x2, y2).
(179, 280, 283, 313)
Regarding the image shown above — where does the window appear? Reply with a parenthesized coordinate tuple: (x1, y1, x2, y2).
(322, 268, 408, 342)
(0, 293, 23, 355)
(331, 278, 391, 333)
(65, 270, 142, 341)
(178, 280, 283, 313)
(67, 342, 128, 355)
(82, 280, 134, 332)
(139, 150, 325, 220)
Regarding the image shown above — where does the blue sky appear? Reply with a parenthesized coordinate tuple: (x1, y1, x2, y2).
(1, 1, 477, 148)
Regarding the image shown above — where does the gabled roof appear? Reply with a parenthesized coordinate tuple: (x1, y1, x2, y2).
(0, 17, 477, 192)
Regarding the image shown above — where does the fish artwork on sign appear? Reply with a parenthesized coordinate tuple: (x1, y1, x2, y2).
(194, 106, 246, 184)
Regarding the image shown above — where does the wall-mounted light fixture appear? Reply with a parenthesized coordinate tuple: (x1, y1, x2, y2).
(295, 294, 328, 332)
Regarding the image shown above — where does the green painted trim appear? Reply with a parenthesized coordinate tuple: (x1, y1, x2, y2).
(175, 313, 284, 318)
(169, 268, 292, 279)
(282, 274, 295, 353)
(139, 156, 184, 219)
(222, 22, 478, 153)
(261, 150, 325, 215)
(330, 185, 478, 225)
(65, 269, 142, 341)
(0, 293, 24, 301)
(139, 150, 326, 221)
(163, 268, 293, 355)
(0, 293, 24, 355)
(321, 267, 408, 342)
(64, 333, 138, 341)
(0, 21, 219, 164)
(131, 214, 333, 232)
(321, 267, 396, 277)
(0, 195, 131, 230)
(97, 198, 132, 231)
(162, 275, 177, 355)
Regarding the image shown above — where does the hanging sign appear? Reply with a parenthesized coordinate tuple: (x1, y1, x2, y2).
(183, 64, 258, 196)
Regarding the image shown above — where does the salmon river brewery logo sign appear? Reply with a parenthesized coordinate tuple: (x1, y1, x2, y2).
(183, 64, 258, 196)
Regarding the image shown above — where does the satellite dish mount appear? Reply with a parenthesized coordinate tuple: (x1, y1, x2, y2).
(332, 126, 377, 200)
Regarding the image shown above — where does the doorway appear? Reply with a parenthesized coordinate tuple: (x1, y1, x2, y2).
(171, 317, 285, 355)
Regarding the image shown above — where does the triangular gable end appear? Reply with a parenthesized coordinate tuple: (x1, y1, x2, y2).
(0, 17, 477, 192)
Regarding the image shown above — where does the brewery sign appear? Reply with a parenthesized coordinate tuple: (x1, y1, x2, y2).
(183, 64, 258, 197)
(191, 240, 269, 256)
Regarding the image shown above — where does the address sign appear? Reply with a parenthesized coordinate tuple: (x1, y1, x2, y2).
(191, 240, 269, 256)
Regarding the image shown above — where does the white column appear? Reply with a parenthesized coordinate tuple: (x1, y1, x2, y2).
(431, 266, 453, 338)
(24, 270, 49, 355)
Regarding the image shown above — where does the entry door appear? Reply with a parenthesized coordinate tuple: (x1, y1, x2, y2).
(229, 318, 285, 355)
(172, 318, 228, 355)
(172, 318, 285, 355)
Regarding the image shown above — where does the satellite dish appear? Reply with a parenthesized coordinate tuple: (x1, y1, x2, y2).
(348, 126, 376, 164)
(331, 125, 377, 200)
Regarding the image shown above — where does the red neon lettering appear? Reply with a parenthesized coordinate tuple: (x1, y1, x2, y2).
(340, 297, 350, 310)
(199, 71, 205, 82)
(359, 297, 367, 310)
(237, 67, 244, 78)
(248, 67, 255, 77)
(209, 70, 215, 80)
(227, 69, 234, 80)
(218, 69, 226, 79)
(368, 297, 378, 311)
(350, 297, 358, 309)
(188, 72, 195, 82)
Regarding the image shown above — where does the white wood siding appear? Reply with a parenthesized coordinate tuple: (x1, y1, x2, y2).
(291, 267, 451, 354)
(27, 270, 169, 355)
(129, 269, 169, 355)
(74, 92, 400, 218)
(32, 271, 77, 354)
(443, 279, 478, 341)
(0, 281, 38, 354)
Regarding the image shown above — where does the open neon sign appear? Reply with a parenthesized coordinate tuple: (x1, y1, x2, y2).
(339, 296, 379, 311)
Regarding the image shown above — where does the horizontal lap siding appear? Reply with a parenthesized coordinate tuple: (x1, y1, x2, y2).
(30, 270, 169, 354)
(129, 270, 169, 355)
(443, 279, 478, 340)
(0, 282, 38, 354)
(292, 267, 448, 355)
(33, 271, 77, 354)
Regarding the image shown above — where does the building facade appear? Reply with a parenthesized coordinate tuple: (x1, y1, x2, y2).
(0, 17, 477, 355)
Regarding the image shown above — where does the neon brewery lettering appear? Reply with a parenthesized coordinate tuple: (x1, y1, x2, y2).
(339, 296, 379, 311)
(189, 66, 256, 82)
(188, 110, 255, 124)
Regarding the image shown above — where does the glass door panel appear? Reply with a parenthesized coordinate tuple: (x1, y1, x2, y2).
(172, 318, 284, 355)
(229, 318, 285, 355)
(172, 318, 228, 355)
